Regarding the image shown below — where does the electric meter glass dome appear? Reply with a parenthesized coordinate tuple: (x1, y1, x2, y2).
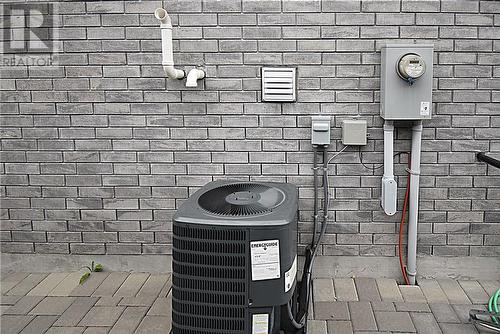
(397, 53, 426, 80)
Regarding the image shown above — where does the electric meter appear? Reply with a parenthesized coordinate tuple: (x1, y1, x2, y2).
(380, 44, 433, 120)
(397, 53, 426, 82)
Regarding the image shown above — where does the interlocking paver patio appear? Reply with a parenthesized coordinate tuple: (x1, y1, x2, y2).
(418, 279, 449, 304)
(377, 278, 404, 302)
(49, 272, 83, 297)
(452, 304, 486, 324)
(314, 278, 336, 302)
(1, 315, 35, 334)
(3, 296, 43, 315)
(26, 273, 68, 297)
(19, 315, 58, 334)
(82, 328, 108, 334)
(400, 285, 427, 303)
(114, 273, 149, 297)
(394, 302, 431, 312)
(7, 274, 47, 296)
(314, 301, 350, 320)
(333, 278, 358, 302)
(119, 296, 156, 307)
(109, 306, 148, 334)
(438, 279, 471, 305)
(355, 277, 381, 302)
(374, 311, 416, 332)
(327, 320, 353, 334)
(410, 312, 442, 334)
(136, 274, 169, 298)
(53, 297, 98, 327)
(95, 296, 122, 307)
(439, 323, 479, 334)
(1, 274, 29, 295)
(78, 306, 125, 327)
(135, 315, 170, 334)
(349, 301, 378, 331)
(0, 295, 22, 306)
(70, 273, 109, 297)
(458, 280, 490, 305)
(29, 296, 75, 315)
(0, 272, 497, 334)
(307, 320, 327, 334)
(92, 272, 128, 297)
(371, 301, 396, 311)
(478, 280, 500, 296)
(45, 327, 85, 334)
(429, 303, 461, 323)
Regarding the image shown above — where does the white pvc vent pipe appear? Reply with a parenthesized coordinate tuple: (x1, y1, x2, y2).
(154, 8, 185, 80)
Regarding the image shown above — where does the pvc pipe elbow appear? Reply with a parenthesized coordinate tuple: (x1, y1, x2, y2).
(154, 8, 171, 27)
(163, 65, 185, 80)
(186, 68, 205, 87)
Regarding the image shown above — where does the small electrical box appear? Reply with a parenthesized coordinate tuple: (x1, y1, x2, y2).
(380, 44, 433, 120)
(342, 119, 367, 145)
(311, 116, 331, 146)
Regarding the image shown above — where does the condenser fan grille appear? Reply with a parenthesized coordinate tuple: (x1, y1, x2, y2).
(198, 183, 285, 216)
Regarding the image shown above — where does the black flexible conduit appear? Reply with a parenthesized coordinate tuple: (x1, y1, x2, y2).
(312, 146, 319, 246)
(477, 152, 500, 169)
(288, 146, 332, 332)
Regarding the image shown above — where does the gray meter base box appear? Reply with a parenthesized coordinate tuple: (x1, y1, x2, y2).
(380, 44, 433, 120)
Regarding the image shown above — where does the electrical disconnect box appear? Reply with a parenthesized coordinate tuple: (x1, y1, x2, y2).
(380, 44, 433, 120)
(311, 116, 331, 146)
(342, 119, 367, 145)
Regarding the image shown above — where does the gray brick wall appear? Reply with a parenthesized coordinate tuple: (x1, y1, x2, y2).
(1, 0, 499, 258)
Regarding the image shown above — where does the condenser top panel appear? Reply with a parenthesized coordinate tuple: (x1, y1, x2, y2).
(380, 44, 433, 120)
(174, 180, 298, 226)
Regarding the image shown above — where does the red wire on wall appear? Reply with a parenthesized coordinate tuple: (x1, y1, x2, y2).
(398, 156, 411, 285)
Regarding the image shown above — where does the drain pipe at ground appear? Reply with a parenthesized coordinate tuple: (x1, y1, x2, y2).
(154, 8, 185, 80)
(406, 121, 423, 285)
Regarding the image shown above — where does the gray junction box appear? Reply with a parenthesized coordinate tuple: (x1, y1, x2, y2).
(380, 44, 433, 120)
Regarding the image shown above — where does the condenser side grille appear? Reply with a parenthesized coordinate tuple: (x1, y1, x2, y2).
(173, 288, 246, 305)
(173, 276, 245, 293)
(172, 222, 248, 334)
(174, 250, 246, 267)
(173, 313, 245, 332)
(174, 224, 246, 240)
(173, 300, 245, 318)
(173, 238, 246, 254)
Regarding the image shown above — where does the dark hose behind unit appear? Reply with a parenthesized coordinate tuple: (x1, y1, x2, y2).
(477, 152, 500, 169)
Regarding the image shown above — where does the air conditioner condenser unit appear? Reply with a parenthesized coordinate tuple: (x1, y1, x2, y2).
(171, 180, 299, 334)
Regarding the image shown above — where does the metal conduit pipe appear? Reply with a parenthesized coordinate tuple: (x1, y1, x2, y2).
(406, 121, 423, 285)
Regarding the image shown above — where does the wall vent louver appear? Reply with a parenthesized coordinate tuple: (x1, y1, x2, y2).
(261, 67, 296, 102)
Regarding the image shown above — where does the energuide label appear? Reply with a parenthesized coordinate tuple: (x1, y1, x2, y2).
(250, 240, 280, 281)
(284, 255, 297, 293)
(252, 314, 269, 334)
(420, 101, 430, 116)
